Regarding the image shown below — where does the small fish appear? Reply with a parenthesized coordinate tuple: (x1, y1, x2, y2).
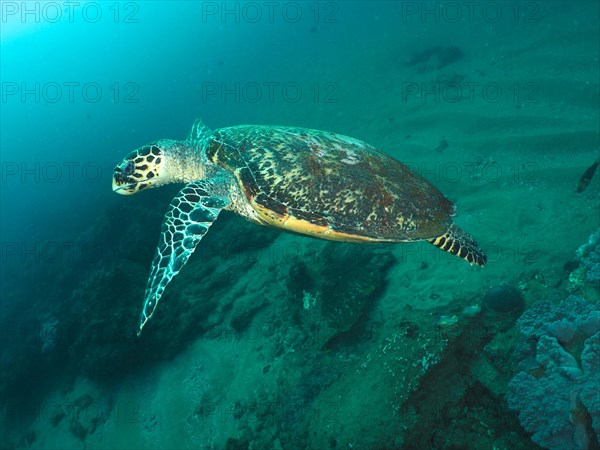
(576, 155, 600, 193)
(434, 138, 448, 153)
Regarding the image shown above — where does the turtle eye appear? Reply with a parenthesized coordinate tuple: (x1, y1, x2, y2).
(123, 161, 135, 176)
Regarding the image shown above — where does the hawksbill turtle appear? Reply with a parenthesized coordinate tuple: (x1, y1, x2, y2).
(112, 119, 486, 334)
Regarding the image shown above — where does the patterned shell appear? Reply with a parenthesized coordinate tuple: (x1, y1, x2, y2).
(206, 126, 455, 241)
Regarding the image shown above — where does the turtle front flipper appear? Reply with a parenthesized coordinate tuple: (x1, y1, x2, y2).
(138, 180, 230, 335)
(429, 225, 487, 267)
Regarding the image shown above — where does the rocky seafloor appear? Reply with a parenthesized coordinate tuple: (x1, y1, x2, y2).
(1, 185, 599, 449)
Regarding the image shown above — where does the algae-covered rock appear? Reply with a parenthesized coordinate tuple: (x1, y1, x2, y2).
(286, 242, 396, 350)
(483, 283, 525, 313)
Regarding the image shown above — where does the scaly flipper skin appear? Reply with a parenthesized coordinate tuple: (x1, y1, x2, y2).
(138, 180, 230, 335)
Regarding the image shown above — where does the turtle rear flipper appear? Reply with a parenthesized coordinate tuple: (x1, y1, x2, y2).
(138, 179, 230, 335)
(429, 225, 486, 267)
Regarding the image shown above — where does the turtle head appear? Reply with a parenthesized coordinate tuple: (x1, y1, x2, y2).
(113, 138, 204, 195)
(113, 121, 210, 195)
(112, 142, 170, 195)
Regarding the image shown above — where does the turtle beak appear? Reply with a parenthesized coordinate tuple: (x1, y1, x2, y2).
(112, 168, 137, 195)
(112, 180, 135, 195)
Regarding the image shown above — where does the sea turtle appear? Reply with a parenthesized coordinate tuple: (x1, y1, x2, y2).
(112, 119, 486, 334)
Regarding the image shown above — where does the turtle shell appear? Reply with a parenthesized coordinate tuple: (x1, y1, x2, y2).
(206, 126, 454, 241)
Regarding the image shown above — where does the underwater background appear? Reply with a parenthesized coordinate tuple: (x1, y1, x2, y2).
(1, 1, 599, 449)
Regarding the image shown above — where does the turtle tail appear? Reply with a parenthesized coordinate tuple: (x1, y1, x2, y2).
(428, 225, 487, 267)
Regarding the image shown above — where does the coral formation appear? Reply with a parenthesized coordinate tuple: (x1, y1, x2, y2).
(508, 295, 600, 450)
(576, 228, 600, 286)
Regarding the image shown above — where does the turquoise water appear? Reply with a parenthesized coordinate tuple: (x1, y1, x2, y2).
(1, 1, 599, 449)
